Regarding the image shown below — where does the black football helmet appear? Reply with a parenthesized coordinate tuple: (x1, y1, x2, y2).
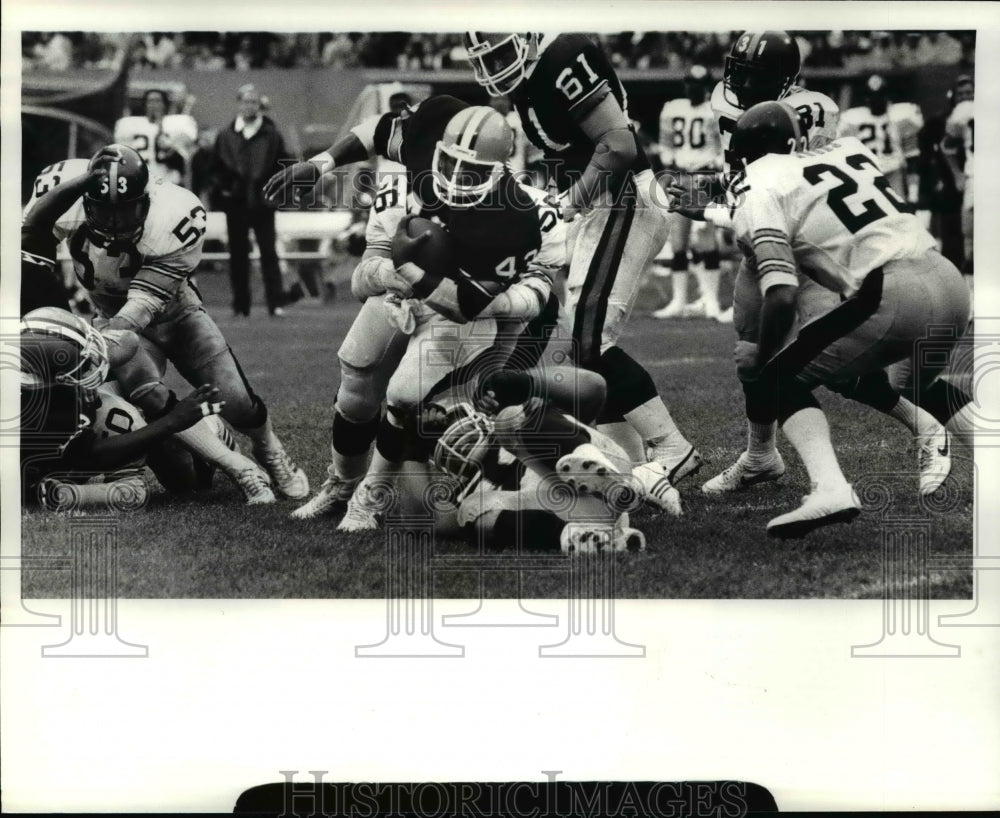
(684, 64, 713, 106)
(724, 31, 801, 109)
(865, 74, 890, 117)
(948, 74, 974, 107)
(20, 307, 109, 392)
(729, 101, 807, 168)
(82, 143, 150, 246)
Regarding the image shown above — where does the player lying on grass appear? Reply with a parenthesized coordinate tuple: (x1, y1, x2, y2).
(23, 144, 306, 502)
(713, 101, 970, 538)
(429, 365, 684, 553)
(20, 308, 238, 512)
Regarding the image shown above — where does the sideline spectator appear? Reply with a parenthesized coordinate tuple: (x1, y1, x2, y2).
(211, 84, 295, 318)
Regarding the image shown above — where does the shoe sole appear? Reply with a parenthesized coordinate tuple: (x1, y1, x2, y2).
(556, 452, 623, 497)
(290, 500, 345, 520)
(767, 506, 861, 539)
(702, 467, 785, 495)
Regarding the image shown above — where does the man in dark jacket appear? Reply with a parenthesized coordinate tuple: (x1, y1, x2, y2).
(212, 84, 291, 317)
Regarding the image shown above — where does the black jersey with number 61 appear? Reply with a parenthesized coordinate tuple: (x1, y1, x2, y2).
(509, 33, 649, 193)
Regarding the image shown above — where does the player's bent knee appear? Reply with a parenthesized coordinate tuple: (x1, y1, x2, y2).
(336, 362, 385, 424)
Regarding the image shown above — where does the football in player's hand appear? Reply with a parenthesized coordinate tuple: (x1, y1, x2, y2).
(391, 216, 458, 280)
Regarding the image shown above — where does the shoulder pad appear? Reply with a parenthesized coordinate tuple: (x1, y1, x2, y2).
(139, 181, 205, 255)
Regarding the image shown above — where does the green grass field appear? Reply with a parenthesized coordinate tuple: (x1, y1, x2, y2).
(21, 266, 974, 599)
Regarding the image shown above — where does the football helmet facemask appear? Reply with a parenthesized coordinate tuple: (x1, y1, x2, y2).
(83, 143, 151, 246)
(464, 32, 540, 96)
(432, 106, 514, 208)
(20, 307, 110, 392)
(433, 406, 496, 496)
(724, 31, 801, 110)
(729, 101, 807, 168)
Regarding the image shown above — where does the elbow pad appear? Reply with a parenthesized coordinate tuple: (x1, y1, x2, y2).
(478, 276, 551, 321)
(351, 256, 396, 300)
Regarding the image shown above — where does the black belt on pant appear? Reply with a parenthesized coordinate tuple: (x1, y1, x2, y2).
(762, 267, 885, 380)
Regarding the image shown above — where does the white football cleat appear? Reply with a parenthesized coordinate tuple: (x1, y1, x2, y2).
(336, 483, 383, 532)
(234, 467, 276, 505)
(683, 298, 707, 318)
(254, 442, 310, 499)
(290, 467, 360, 520)
(766, 483, 861, 539)
(648, 443, 703, 485)
(555, 443, 628, 497)
(918, 427, 952, 496)
(702, 451, 785, 495)
(715, 306, 734, 324)
(632, 461, 683, 516)
(559, 513, 646, 554)
(652, 300, 686, 319)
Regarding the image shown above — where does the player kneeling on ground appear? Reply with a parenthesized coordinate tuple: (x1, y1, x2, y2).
(22, 144, 306, 502)
(20, 308, 236, 511)
(718, 101, 969, 538)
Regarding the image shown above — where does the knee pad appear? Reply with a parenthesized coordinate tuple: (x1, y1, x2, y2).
(337, 361, 385, 424)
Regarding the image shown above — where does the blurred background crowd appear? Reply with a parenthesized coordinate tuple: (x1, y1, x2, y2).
(24, 30, 975, 74)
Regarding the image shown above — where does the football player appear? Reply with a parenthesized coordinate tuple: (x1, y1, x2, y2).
(328, 106, 567, 532)
(942, 74, 974, 288)
(283, 101, 562, 524)
(114, 89, 197, 186)
(464, 32, 702, 486)
(430, 365, 682, 554)
(671, 31, 840, 495)
(23, 144, 307, 500)
(20, 305, 275, 505)
(837, 75, 909, 197)
(652, 64, 728, 322)
(20, 308, 237, 511)
(722, 102, 969, 536)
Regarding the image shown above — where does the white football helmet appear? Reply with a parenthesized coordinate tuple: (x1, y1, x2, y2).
(464, 32, 541, 97)
(433, 405, 496, 497)
(20, 307, 110, 392)
(432, 106, 513, 208)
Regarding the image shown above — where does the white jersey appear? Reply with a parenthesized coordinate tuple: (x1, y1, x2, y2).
(945, 99, 974, 178)
(658, 97, 722, 171)
(728, 136, 935, 297)
(712, 82, 840, 173)
(114, 114, 197, 184)
(837, 106, 906, 175)
(26, 158, 207, 323)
